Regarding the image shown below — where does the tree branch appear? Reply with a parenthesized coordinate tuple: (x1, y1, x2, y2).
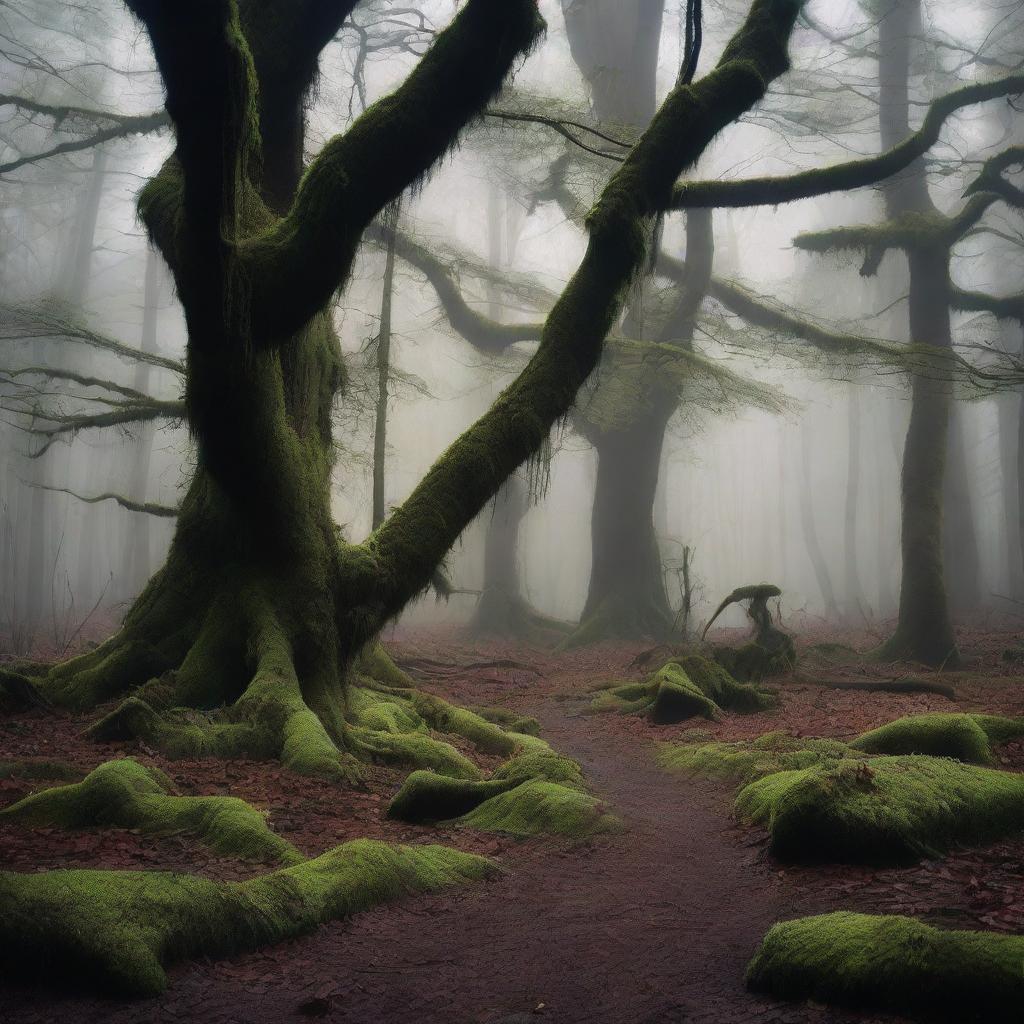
(237, 0, 545, 345)
(22, 482, 179, 518)
(670, 72, 1024, 209)
(365, 221, 544, 354)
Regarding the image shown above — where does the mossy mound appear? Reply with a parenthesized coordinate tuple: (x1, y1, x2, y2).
(388, 743, 617, 839)
(736, 755, 1024, 864)
(591, 656, 775, 724)
(658, 731, 854, 784)
(747, 911, 1024, 1016)
(459, 779, 617, 838)
(0, 839, 495, 996)
(851, 713, 1024, 765)
(0, 758, 300, 864)
(713, 639, 795, 682)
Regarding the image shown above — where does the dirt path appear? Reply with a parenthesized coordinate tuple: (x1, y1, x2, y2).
(1, 679, 906, 1024)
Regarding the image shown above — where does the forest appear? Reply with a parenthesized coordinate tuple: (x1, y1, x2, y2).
(1, 0, 1023, 1021)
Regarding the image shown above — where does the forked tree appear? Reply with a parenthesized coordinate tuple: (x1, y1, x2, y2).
(2, 0, 805, 775)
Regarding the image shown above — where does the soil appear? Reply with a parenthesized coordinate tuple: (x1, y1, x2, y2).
(2, 622, 1023, 1023)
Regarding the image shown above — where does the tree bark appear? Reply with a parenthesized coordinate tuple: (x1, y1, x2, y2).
(877, 0, 959, 666)
(844, 383, 865, 618)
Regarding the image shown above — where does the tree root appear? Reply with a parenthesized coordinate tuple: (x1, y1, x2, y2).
(795, 674, 956, 700)
(0, 758, 301, 864)
(0, 840, 496, 996)
(387, 735, 619, 838)
(591, 655, 776, 724)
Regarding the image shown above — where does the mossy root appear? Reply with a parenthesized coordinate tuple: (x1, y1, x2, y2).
(747, 911, 1024, 1016)
(0, 758, 300, 864)
(388, 745, 617, 838)
(0, 840, 496, 996)
(736, 755, 1024, 864)
(591, 656, 775, 724)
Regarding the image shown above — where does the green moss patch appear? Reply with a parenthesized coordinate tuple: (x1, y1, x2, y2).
(0, 759, 300, 864)
(747, 912, 1024, 1016)
(0, 840, 495, 996)
(591, 656, 775, 724)
(736, 755, 1024, 864)
(852, 712, 1024, 764)
(388, 742, 617, 839)
(658, 731, 853, 784)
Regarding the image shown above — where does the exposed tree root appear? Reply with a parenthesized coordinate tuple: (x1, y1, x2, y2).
(388, 736, 619, 838)
(795, 674, 956, 699)
(591, 656, 775, 724)
(747, 912, 1024, 1016)
(0, 758, 301, 864)
(0, 840, 496, 996)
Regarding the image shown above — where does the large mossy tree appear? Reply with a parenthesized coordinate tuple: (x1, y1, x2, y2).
(3, 0, 807, 776)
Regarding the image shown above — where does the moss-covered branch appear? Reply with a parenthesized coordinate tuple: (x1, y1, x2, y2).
(965, 144, 1024, 209)
(950, 285, 1024, 322)
(354, 0, 805, 627)
(793, 194, 998, 269)
(237, 0, 546, 345)
(671, 72, 1024, 209)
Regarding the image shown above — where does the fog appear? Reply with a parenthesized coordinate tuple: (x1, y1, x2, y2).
(2, 0, 1022, 654)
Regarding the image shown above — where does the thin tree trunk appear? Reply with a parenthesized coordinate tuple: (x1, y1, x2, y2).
(122, 245, 163, 596)
(799, 421, 839, 619)
(844, 383, 865, 618)
(371, 203, 398, 529)
(942, 408, 981, 612)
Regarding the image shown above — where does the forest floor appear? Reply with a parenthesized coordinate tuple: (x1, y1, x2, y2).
(3, 621, 1024, 1023)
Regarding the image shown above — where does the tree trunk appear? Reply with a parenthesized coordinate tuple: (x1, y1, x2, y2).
(799, 421, 839, 619)
(574, 403, 675, 642)
(881, 247, 958, 665)
(942, 406, 981, 612)
(121, 245, 164, 597)
(877, 0, 959, 665)
(844, 383, 865, 618)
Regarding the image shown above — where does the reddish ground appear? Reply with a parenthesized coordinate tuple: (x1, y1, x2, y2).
(2, 622, 1024, 1023)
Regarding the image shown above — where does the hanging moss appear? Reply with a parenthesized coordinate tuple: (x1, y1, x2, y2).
(747, 912, 1024, 1016)
(0, 759, 300, 864)
(736, 755, 1024, 864)
(0, 840, 495, 996)
(851, 712, 1024, 765)
(591, 656, 775, 723)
